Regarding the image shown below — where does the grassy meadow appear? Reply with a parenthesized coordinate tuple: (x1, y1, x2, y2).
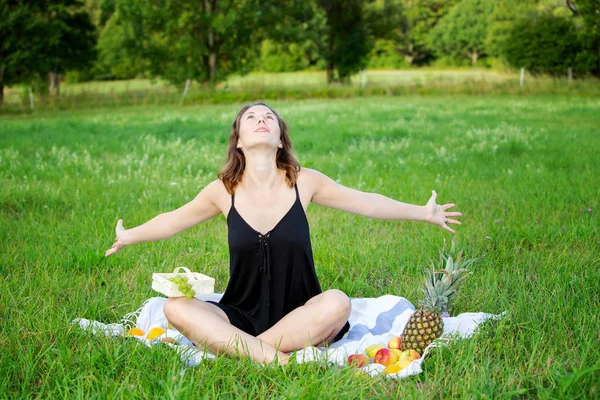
(1, 94, 599, 398)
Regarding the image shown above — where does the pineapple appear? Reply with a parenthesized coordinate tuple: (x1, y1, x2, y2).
(400, 249, 478, 355)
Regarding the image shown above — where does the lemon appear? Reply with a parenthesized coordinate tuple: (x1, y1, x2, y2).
(365, 344, 384, 358)
(125, 327, 144, 336)
(146, 327, 166, 340)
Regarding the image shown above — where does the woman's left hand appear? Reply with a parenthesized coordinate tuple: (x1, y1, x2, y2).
(424, 190, 462, 234)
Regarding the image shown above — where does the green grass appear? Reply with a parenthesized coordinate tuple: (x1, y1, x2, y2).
(1, 95, 599, 398)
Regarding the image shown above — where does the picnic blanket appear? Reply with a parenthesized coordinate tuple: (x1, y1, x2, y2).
(72, 293, 501, 379)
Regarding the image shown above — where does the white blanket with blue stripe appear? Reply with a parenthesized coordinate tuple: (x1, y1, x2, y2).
(73, 293, 501, 379)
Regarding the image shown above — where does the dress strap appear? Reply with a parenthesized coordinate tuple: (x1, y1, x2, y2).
(294, 183, 299, 200)
(231, 192, 235, 207)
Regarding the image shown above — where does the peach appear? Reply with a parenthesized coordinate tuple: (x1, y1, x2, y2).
(374, 348, 399, 366)
(387, 336, 402, 350)
(391, 348, 403, 359)
(347, 354, 370, 368)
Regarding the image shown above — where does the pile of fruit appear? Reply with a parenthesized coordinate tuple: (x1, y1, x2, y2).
(347, 336, 421, 375)
(347, 248, 478, 375)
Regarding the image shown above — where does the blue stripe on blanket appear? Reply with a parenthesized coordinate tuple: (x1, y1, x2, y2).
(330, 298, 415, 348)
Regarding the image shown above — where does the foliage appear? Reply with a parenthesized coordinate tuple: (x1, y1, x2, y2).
(115, 0, 263, 85)
(94, 10, 140, 80)
(319, 0, 372, 82)
(367, 40, 408, 69)
(504, 13, 581, 76)
(428, 0, 496, 66)
(395, 0, 460, 66)
(572, 0, 600, 77)
(258, 40, 312, 73)
(485, 0, 539, 59)
(0, 0, 96, 101)
(40, 0, 97, 76)
(0, 1, 46, 101)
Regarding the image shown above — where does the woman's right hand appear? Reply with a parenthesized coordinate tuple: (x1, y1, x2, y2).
(105, 219, 131, 257)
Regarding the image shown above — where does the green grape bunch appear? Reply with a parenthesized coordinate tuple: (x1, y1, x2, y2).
(168, 275, 196, 299)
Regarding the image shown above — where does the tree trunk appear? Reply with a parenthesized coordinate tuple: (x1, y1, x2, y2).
(0, 67, 4, 106)
(326, 30, 335, 84)
(471, 52, 478, 66)
(405, 43, 414, 66)
(49, 72, 60, 96)
(209, 46, 217, 83)
(205, 0, 217, 83)
(202, 55, 210, 83)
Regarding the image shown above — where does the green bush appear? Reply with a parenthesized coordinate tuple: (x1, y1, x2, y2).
(367, 40, 408, 69)
(259, 40, 309, 73)
(94, 13, 140, 80)
(503, 13, 580, 76)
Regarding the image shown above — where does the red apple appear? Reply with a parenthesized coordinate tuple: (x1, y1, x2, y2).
(374, 348, 399, 366)
(347, 354, 370, 368)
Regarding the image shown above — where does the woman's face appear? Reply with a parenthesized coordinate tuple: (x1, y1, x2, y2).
(237, 105, 282, 152)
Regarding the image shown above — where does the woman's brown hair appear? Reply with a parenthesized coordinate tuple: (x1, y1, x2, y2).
(218, 102, 301, 194)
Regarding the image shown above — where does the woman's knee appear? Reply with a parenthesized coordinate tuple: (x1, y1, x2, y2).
(163, 297, 187, 324)
(320, 289, 351, 320)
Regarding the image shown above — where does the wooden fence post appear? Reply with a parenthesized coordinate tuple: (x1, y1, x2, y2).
(28, 87, 34, 111)
(520, 67, 525, 87)
(182, 78, 191, 100)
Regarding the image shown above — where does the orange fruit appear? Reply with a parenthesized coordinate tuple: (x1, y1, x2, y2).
(125, 327, 144, 336)
(384, 365, 403, 375)
(146, 327, 166, 340)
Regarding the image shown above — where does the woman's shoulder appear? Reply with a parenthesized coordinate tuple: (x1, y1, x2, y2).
(297, 167, 330, 195)
(298, 167, 329, 184)
(201, 178, 231, 202)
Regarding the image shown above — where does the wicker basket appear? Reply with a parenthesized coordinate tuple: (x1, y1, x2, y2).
(152, 266, 215, 297)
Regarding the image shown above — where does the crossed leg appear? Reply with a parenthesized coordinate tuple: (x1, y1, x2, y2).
(257, 289, 352, 353)
(164, 298, 290, 365)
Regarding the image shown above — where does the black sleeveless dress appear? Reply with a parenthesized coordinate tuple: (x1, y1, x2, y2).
(207, 183, 350, 343)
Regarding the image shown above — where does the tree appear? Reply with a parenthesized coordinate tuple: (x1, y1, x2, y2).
(428, 0, 495, 66)
(571, 0, 600, 76)
(319, 0, 371, 82)
(264, 0, 371, 83)
(363, 0, 408, 68)
(485, 0, 539, 59)
(0, 2, 44, 105)
(396, 0, 460, 66)
(503, 12, 580, 75)
(40, 0, 97, 95)
(95, 9, 140, 79)
(116, 0, 263, 85)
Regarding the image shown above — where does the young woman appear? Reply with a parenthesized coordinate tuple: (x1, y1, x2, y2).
(105, 102, 462, 365)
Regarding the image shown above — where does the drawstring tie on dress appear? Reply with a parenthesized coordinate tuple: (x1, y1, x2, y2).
(258, 232, 272, 314)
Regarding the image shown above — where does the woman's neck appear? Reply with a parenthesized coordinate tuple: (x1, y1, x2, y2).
(240, 150, 284, 192)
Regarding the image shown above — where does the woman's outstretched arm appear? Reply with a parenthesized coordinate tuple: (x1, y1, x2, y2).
(305, 168, 462, 233)
(105, 179, 223, 256)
